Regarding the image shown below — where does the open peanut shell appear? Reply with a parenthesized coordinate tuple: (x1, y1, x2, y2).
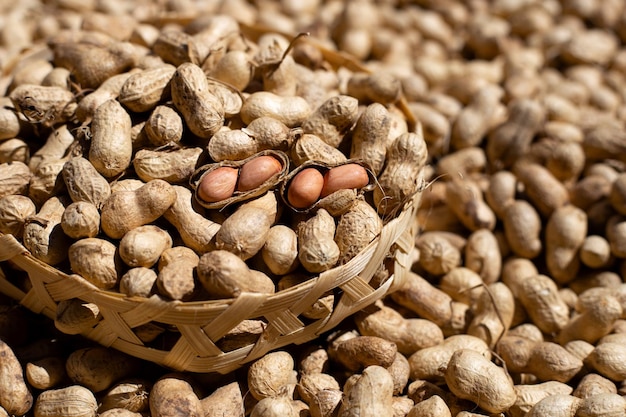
(280, 159, 377, 215)
(190, 149, 290, 210)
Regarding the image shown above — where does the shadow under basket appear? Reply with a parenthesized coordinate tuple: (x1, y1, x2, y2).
(0, 190, 421, 374)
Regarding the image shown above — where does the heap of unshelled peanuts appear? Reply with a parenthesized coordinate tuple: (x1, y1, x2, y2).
(2, 0, 626, 416)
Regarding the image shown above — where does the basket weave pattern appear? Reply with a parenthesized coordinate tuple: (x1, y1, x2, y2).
(0, 189, 420, 373)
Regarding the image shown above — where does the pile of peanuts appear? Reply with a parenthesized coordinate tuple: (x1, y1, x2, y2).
(2, 0, 626, 416)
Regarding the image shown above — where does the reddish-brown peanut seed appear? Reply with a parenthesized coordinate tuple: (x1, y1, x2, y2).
(320, 164, 369, 198)
(287, 168, 324, 209)
(237, 156, 283, 192)
(197, 167, 239, 203)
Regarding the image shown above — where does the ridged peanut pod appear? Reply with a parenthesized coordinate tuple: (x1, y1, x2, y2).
(9, 84, 75, 126)
(290, 133, 347, 167)
(163, 185, 220, 253)
(33, 385, 97, 417)
(89, 99, 133, 178)
(335, 198, 383, 265)
(373, 131, 427, 215)
(118, 65, 176, 113)
(23, 195, 72, 265)
(297, 208, 340, 273)
(69, 238, 121, 290)
(62, 157, 112, 209)
(0, 161, 32, 199)
(133, 147, 203, 184)
(338, 365, 395, 417)
(0, 194, 36, 236)
(28, 158, 68, 206)
(350, 103, 392, 174)
(171, 62, 224, 139)
(76, 70, 136, 123)
(214, 202, 274, 261)
(157, 246, 199, 301)
(100, 179, 177, 239)
(0, 338, 32, 415)
(302, 95, 359, 148)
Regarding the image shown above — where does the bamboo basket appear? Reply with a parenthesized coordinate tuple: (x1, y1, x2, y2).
(0, 186, 422, 374)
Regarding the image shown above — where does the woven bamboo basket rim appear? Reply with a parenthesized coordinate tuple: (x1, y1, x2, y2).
(0, 184, 422, 373)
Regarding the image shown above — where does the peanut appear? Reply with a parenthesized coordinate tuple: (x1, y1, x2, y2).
(240, 91, 311, 127)
(88, 99, 132, 178)
(297, 208, 339, 273)
(0, 338, 32, 415)
(68, 238, 121, 290)
(156, 246, 199, 301)
(100, 179, 176, 240)
(33, 385, 97, 417)
(287, 167, 324, 209)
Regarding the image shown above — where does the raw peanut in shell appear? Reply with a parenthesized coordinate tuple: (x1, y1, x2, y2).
(51, 40, 135, 90)
(558, 290, 622, 345)
(61, 201, 100, 239)
(415, 231, 463, 276)
(349, 103, 391, 174)
(9, 84, 75, 126)
(197, 250, 275, 298)
(25, 356, 67, 391)
(445, 178, 497, 231)
(355, 302, 444, 355)
(153, 29, 201, 66)
(62, 157, 111, 209)
(290, 133, 347, 167)
(0, 338, 33, 415)
(513, 161, 569, 217)
(297, 208, 340, 273)
(199, 381, 244, 417)
(503, 199, 542, 259)
(262, 225, 299, 275)
(119, 267, 158, 298)
(75, 71, 135, 123)
(99, 378, 151, 413)
(33, 385, 97, 417)
(485, 170, 517, 219)
(209, 50, 253, 91)
(509, 381, 574, 417)
(163, 185, 220, 253)
(526, 394, 582, 417)
(408, 334, 491, 382)
(118, 65, 176, 114)
(330, 335, 397, 371)
(88, 99, 132, 178)
(0, 194, 36, 236)
(23, 195, 72, 266)
(118, 225, 172, 268)
(144, 104, 184, 146)
(100, 179, 177, 240)
(337, 365, 394, 417)
(133, 147, 203, 184)
(248, 351, 298, 401)
(240, 91, 311, 127)
(171, 62, 224, 139)
(518, 274, 570, 334)
(197, 167, 238, 203)
(28, 158, 67, 206)
(208, 129, 257, 162)
(373, 131, 427, 215)
(302, 95, 359, 148)
(585, 342, 626, 381)
(391, 272, 454, 328)
(320, 163, 370, 198)
(464, 229, 502, 284)
(545, 205, 587, 284)
(69, 238, 120, 290)
(407, 395, 451, 417)
(0, 161, 32, 198)
(287, 167, 324, 209)
(0, 138, 29, 164)
(157, 246, 199, 301)
(30, 124, 76, 172)
(0, 105, 21, 140)
(572, 373, 617, 400)
(526, 342, 584, 383)
(243, 117, 297, 153)
(149, 375, 203, 417)
(444, 349, 516, 413)
(576, 393, 626, 417)
(237, 155, 283, 192)
(66, 347, 140, 393)
(214, 204, 273, 260)
(335, 198, 383, 265)
(467, 282, 515, 348)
